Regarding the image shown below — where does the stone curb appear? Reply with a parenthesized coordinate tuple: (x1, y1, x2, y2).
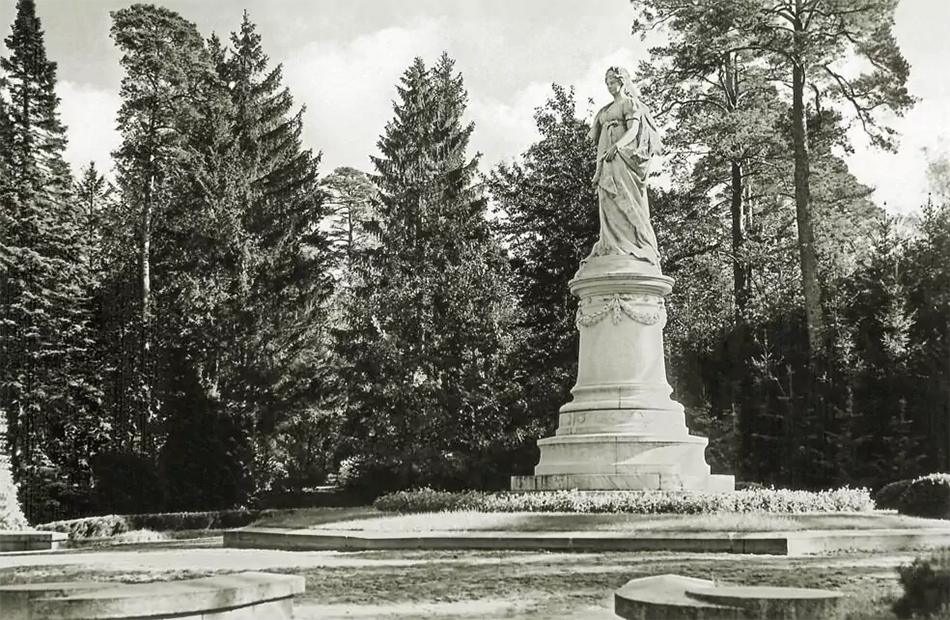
(224, 526, 950, 556)
(1, 571, 305, 620)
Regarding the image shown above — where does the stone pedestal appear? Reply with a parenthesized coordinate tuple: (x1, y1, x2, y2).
(511, 256, 734, 492)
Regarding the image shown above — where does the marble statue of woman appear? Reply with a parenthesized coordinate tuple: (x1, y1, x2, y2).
(587, 66, 663, 268)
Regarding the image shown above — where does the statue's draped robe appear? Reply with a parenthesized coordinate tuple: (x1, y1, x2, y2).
(587, 97, 662, 266)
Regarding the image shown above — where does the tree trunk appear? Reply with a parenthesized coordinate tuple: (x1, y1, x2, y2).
(791, 56, 824, 360)
(140, 155, 153, 454)
(730, 161, 750, 319)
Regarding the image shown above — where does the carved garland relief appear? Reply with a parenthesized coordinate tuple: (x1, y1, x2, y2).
(575, 293, 666, 329)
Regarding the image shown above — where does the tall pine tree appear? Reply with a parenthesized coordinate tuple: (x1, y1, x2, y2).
(109, 4, 213, 457)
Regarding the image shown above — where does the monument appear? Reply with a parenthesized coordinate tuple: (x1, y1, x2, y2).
(511, 67, 734, 492)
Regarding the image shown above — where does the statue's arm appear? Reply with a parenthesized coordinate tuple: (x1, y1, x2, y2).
(588, 112, 601, 145)
(614, 100, 643, 152)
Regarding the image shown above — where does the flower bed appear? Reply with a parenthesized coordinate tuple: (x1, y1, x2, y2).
(36, 508, 290, 541)
(374, 487, 875, 514)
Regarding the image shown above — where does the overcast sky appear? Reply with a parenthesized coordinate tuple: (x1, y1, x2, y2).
(2, 0, 948, 214)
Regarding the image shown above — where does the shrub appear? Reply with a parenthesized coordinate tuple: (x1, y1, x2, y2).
(893, 547, 950, 619)
(897, 474, 950, 520)
(874, 479, 915, 511)
(736, 481, 766, 491)
(0, 447, 28, 530)
(373, 487, 875, 515)
(36, 508, 289, 541)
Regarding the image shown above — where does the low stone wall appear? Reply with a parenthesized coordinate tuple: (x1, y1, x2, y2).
(0, 529, 68, 552)
(1, 571, 305, 620)
(615, 574, 844, 619)
(225, 525, 950, 556)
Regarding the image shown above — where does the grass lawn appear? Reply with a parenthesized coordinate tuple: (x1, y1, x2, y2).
(0, 542, 916, 619)
(251, 507, 948, 533)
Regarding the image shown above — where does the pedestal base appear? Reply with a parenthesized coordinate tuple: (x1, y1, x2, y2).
(511, 473, 736, 492)
(511, 432, 735, 492)
(510, 256, 735, 493)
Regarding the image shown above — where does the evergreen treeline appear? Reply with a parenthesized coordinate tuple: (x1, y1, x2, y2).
(0, 0, 946, 523)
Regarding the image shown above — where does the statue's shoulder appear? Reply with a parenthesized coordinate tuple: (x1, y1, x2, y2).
(620, 97, 640, 118)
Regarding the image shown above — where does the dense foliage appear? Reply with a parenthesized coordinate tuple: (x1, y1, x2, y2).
(873, 479, 916, 511)
(0, 0, 946, 521)
(332, 54, 517, 496)
(895, 474, 950, 520)
(893, 548, 950, 619)
(374, 487, 875, 514)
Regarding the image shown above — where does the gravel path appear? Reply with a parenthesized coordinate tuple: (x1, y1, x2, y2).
(0, 539, 918, 619)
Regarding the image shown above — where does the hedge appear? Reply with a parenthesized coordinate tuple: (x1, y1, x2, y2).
(873, 479, 915, 511)
(896, 474, 950, 520)
(36, 508, 289, 540)
(374, 487, 875, 514)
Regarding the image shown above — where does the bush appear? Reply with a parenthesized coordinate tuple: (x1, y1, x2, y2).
(0, 448, 27, 530)
(874, 479, 915, 511)
(897, 474, 950, 519)
(736, 481, 766, 491)
(336, 455, 423, 500)
(893, 548, 950, 619)
(36, 508, 289, 541)
(373, 487, 875, 515)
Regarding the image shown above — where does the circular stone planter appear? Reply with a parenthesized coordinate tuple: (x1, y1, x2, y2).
(615, 574, 845, 620)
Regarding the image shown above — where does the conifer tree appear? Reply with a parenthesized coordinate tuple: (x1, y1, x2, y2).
(336, 54, 515, 493)
(631, 0, 914, 361)
(75, 161, 111, 274)
(222, 12, 333, 492)
(0, 0, 100, 521)
(109, 4, 212, 455)
(322, 166, 377, 279)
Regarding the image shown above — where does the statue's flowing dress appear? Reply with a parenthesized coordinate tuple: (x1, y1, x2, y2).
(587, 97, 661, 266)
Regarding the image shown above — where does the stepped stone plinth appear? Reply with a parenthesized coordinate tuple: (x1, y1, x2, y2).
(511, 256, 734, 492)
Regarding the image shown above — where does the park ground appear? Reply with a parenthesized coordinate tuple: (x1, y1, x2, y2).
(0, 534, 917, 619)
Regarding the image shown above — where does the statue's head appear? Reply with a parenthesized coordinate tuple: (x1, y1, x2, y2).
(604, 66, 638, 100)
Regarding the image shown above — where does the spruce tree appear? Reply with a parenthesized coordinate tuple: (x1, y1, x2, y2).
(0, 0, 100, 522)
(0, 92, 29, 531)
(210, 11, 333, 495)
(336, 54, 515, 493)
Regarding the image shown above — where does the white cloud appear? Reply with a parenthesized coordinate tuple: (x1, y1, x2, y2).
(467, 81, 551, 168)
(282, 18, 446, 175)
(845, 98, 950, 214)
(56, 81, 121, 178)
(466, 47, 646, 172)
